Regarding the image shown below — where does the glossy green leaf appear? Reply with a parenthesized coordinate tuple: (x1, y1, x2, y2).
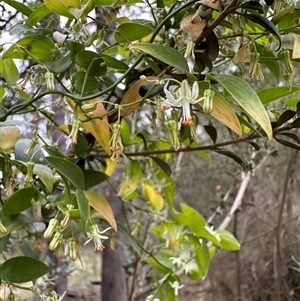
(84, 170, 108, 189)
(115, 23, 152, 43)
(260, 58, 280, 84)
(144, 255, 173, 274)
(3, 35, 55, 61)
(84, 190, 117, 231)
(174, 203, 206, 231)
(274, 137, 300, 151)
(0, 235, 10, 254)
(239, 1, 264, 14)
(45, 156, 85, 190)
(3, 187, 39, 215)
(131, 43, 189, 72)
(271, 4, 295, 25)
(26, 4, 52, 26)
(204, 125, 217, 144)
(44, 51, 73, 73)
(33, 164, 54, 193)
(241, 13, 281, 50)
(214, 149, 249, 169)
(285, 98, 300, 108)
(216, 229, 240, 251)
(3, 0, 32, 16)
(72, 71, 99, 93)
(0, 256, 49, 283)
(75, 51, 107, 76)
(76, 189, 90, 231)
(101, 54, 129, 71)
(10, 24, 52, 36)
(187, 235, 210, 279)
(150, 156, 172, 176)
(44, 0, 80, 18)
(258, 87, 299, 105)
(207, 74, 272, 140)
(275, 110, 296, 127)
(0, 59, 19, 85)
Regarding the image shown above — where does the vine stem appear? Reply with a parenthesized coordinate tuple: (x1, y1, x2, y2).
(96, 125, 292, 159)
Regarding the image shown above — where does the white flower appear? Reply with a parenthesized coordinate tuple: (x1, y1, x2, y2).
(169, 280, 184, 296)
(84, 224, 111, 251)
(164, 80, 201, 126)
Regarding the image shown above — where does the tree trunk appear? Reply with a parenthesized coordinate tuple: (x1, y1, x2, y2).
(102, 195, 127, 301)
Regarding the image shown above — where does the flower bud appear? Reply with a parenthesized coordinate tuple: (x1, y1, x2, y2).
(25, 161, 35, 183)
(281, 50, 294, 73)
(49, 232, 63, 250)
(69, 239, 79, 261)
(44, 218, 59, 239)
(283, 72, 292, 91)
(165, 120, 180, 151)
(264, 34, 274, 52)
(81, 102, 98, 113)
(67, 119, 81, 145)
(184, 40, 195, 59)
(202, 88, 214, 114)
(85, 31, 99, 47)
(190, 116, 197, 140)
(24, 138, 38, 156)
(0, 220, 7, 235)
(110, 124, 125, 162)
(8, 292, 15, 301)
(60, 212, 70, 228)
(45, 71, 55, 91)
(249, 52, 260, 78)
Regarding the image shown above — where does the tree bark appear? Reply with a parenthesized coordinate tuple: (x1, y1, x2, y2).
(102, 195, 127, 301)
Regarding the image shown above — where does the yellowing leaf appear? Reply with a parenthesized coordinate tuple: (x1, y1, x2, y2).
(142, 181, 164, 211)
(118, 177, 138, 198)
(198, 83, 242, 136)
(104, 158, 117, 176)
(66, 97, 111, 155)
(120, 77, 156, 117)
(0, 126, 21, 151)
(44, 0, 80, 18)
(232, 44, 251, 63)
(84, 190, 117, 231)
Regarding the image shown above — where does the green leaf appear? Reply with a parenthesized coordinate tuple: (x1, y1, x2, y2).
(275, 109, 296, 127)
(72, 71, 99, 93)
(3, 35, 55, 62)
(131, 43, 189, 72)
(241, 13, 282, 50)
(144, 255, 173, 274)
(163, 175, 175, 209)
(101, 54, 129, 71)
(44, 0, 80, 18)
(117, 222, 143, 256)
(115, 23, 152, 43)
(258, 87, 299, 105)
(216, 229, 240, 251)
(26, 4, 52, 26)
(45, 156, 85, 190)
(260, 58, 280, 84)
(0, 58, 19, 85)
(207, 74, 272, 140)
(84, 170, 108, 190)
(3, 187, 39, 215)
(187, 235, 210, 279)
(44, 51, 73, 73)
(274, 137, 300, 151)
(75, 50, 107, 76)
(84, 190, 117, 231)
(93, 0, 143, 5)
(0, 235, 10, 254)
(214, 149, 249, 169)
(204, 125, 217, 144)
(3, 0, 32, 16)
(150, 156, 172, 176)
(174, 203, 206, 231)
(0, 256, 49, 283)
(239, 1, 264, 14)
(76, 189, 90, 231)
(33, 164, 54, 193)
(271, 3, 296, 25)
(285, 98, 300, 108)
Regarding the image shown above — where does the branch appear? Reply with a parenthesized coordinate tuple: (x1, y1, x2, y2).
(95, 125, 293, 158)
